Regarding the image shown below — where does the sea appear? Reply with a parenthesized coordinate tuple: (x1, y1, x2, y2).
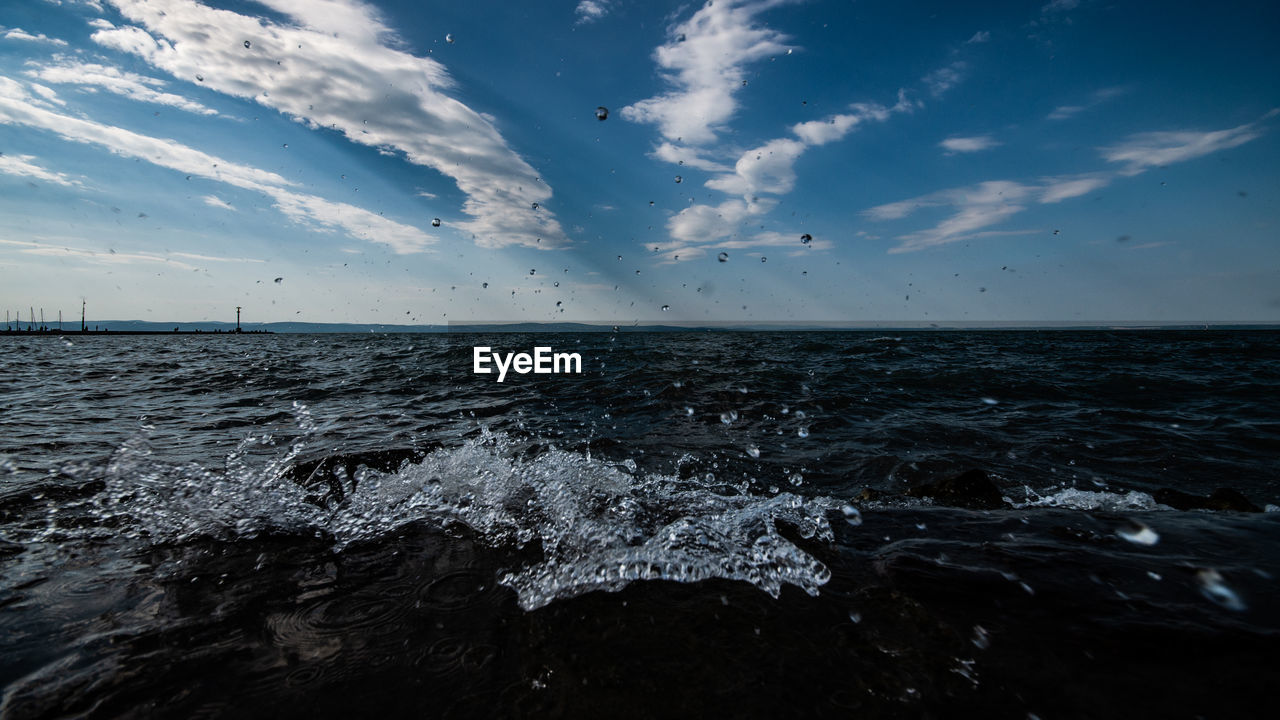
(1, 330, 1277, 718)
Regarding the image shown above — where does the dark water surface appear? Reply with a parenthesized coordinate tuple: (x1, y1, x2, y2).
(1, 331, 1278, 718)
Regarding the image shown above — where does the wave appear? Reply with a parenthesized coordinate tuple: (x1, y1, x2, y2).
(47, 405, 837, 611)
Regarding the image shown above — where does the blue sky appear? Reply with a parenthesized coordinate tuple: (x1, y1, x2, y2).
(1, 0, 1277, 324)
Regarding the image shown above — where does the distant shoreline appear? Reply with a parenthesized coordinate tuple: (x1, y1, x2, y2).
(3, 323, 1279, 336)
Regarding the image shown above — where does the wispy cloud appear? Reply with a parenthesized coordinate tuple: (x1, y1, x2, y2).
(201, 195, 233, 210)
(0, 76, 436, 253)
(1100, 114, 1274, 175)
(0, 237, 199, 269)
(621, 0, 794, 145)
(1047, 86, 1125, 120)
(91, 0, 566, 249)
(574, 1, 612, 25)
(868, 113, 1274, 252)
(922, 61, 967, 97)
(0, 152, 84, 187)
(26, 59, 220, 116)
(939, 135, 1000, 154)
(966, 30, 990, 44)
(2, 28, 68, 46)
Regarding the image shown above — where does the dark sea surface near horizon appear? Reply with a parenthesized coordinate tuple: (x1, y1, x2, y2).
(1, 331, 1278, 718)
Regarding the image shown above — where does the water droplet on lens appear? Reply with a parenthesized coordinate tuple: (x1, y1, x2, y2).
(972, 625, 991, 649)
(530, 269, 536, 275)
(848, 610, 862, 623)
(761, 256, 767, 262)
(531, 202, 539, 210)
(720, 410, 738, 425)
(432, 218, 441, 227)
(841, 505, 862, 525)
(980, 397, 998, 405)
(797, 426, 809, 438)
(446, 33, 455, 43)
(800, 233, 812, 244)
(746, 446, 760, 458)
(243, 40, 251, 49)
(196, 74, 204, 82)
(482, 282, 488, 288)
(674, 175, 683, 183)
(717, 252, 729, 262)
(595, 106, 609, 121)
(1196, 569, 1245, 611)
(1116, 520, 1159, 546)
(274, 277, 283, 283)
(661, 304, 670, 311)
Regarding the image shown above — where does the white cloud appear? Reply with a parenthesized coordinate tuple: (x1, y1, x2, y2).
(966, 31, 990, 44)
(575, 1, 611, 25)
(0, 76, 436, 253)
(1039, 173, 1110, 203)
(650, 142, 730, 172)
(0, 238, 198, 270)
(921, 61, 966, 97)
(867, 114, 1273, 252)
(91, 0, 566, 249)
(0, 152, 84, 187)
(621, 0, 794, 145)
(202, 195, 234, 210)
(27, 82, 66, 107)
(2, 28, 69, 46)
(1100, 119, 1269, 175)
(26, 60, 220, 116)
(1047, 86, 1126, 121)
(939, 135, 1000, 154)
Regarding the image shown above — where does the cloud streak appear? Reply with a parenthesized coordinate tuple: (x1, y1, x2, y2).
(0, 75, 437, 253)
(26, 59, 220, 116)
(0, 152, 85, 187)
(867, 113, 1274, 252)
(91, 0, 566, 249)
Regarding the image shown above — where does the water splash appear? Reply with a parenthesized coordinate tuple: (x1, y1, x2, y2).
(51, 419, 837, 612)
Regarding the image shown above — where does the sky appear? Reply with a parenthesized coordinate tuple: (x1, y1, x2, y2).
(1, 0, 1278, 325)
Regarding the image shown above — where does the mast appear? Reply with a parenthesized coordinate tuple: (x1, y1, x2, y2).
(236, 306, 242, 333)
(82, 299, 86, 332)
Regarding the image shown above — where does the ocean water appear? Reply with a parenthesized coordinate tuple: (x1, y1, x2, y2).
(1, 331, 1278, 718)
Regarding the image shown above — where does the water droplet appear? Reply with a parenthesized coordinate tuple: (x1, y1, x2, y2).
(1196, 569, 1245, 611)
(482, 282, 488, 288)
(243, 40, 251, 49)
(800, 233, 812, 244)
(595, 106, 609, 121)
(195, 74, 204, 82)
(720, 410, 738, 425)
(980, 397, 999, 405)
(273, 277, 283, 284)
(661, 304, 670, 312)
(841, 505, 862, 525)
(554, 281, 560, 287)
(848, 610, 862, 623)
(972, 625, 991, 650)
(789, 473, 803, 486)
(801, 270, 808, 277)
(445, 33, 455, 44)
(555, 301, 562, 307)
(529, 269, 536, 275)
(677, 33, 686, 42)
(531, 202, 539, 210)
(786, 48, 793, 55)
(1116, 520, 1159, 546)
(797, 426, 809, 438)
(432, 218, 441, 227)
(281, 143, 288, 148)
(746, 446, 760, 459)
(684, 406, 694, 416)
(761, 256, 767, 263)
(635, 270, 641, 275)
(674, 175, 683, 184)
(717, 252, 729, 263)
